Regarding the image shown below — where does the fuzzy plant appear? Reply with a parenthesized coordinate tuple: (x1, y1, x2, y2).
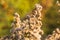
(45, 28, 60, 40)
(10, 12, 25, 40)
(10, 12, 22, 33)
(0, 3, 44, 40)
(10, 3, 44, 40)
(28, 4, 43, 40)
(56, 0, 60, 6)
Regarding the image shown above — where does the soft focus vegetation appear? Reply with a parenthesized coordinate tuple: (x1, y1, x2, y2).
(0, 0, 60, 37)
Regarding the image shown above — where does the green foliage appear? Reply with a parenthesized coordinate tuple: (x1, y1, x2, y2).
(7, 0, 39, 18)
(42, 1, 60, 36)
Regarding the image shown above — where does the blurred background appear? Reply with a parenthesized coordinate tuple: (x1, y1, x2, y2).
(0, 0, 60, 37)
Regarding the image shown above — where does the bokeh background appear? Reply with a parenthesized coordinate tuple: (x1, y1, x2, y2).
(0, 0, 60, 37)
